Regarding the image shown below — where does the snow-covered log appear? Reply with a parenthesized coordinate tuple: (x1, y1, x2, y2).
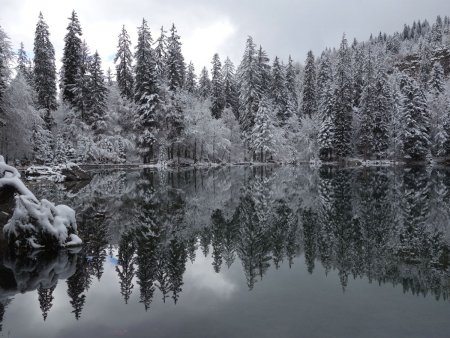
(0, 155, 82, 251)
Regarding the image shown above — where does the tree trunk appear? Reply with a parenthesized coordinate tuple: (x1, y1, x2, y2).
(193, 139, 197, 163)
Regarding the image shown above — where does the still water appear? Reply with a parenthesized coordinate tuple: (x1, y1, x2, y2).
(1, 166, 450, 337)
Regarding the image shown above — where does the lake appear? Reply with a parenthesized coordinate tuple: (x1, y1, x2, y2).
(1, 165, 450, 338)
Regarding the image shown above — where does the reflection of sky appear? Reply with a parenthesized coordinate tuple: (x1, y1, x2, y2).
(3, 248, 450, 338)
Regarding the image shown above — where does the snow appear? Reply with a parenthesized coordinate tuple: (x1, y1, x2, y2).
(1, 156, 82, 250)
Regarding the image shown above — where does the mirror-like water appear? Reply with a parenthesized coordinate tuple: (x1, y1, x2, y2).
(1, 166, 450, 338)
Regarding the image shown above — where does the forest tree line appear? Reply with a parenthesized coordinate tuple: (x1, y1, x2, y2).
(1, 12, 450, 164)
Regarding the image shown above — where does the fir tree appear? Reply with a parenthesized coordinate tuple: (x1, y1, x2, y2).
(154, 26, 168, 83)
(106, 67, 113, 86)
(270, 56, 288, 123)
(184, 61, 197, 94)
(62, 10, 83, 105)
(17, 42, 33, 84)
(250, 98, 274, 162)
(210, 53, 225, 118)
(222, 57, 239, 119)
(238, 36, 261, 134)
(166, 24, 185, 91)
(33, 13, 57, 126)
(372, 54, 392, 158)
(198, 66, 211, 99)
(400, 76, 431, 161)
(351, 41, 365, 107)
(71, 41, 91, 121)
(302, 50, 317, 118)
(256, 46, 271, 96)
(114, 25, 134, 100)
(87, 51, 108, 131)
(318, 52, 335, 161)
(285, 55, 298, 116)
(429, 63, 445, 96)
(134, 18, 159, 163)
(333, 35, 353, 159)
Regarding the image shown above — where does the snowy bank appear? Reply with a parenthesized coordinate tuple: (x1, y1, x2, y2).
(25, 162, 90, 182)
(0, 156, 82, 251)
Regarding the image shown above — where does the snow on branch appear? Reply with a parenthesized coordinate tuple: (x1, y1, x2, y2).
(0, 155, 82, 250)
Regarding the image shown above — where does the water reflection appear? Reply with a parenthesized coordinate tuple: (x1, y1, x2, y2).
(1, 166, 450, 331)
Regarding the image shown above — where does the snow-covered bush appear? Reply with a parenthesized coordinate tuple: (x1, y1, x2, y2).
(0, 156, 82, 251)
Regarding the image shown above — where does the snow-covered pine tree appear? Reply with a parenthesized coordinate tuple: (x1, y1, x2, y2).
(333, 35, 353, 159)
(357, 47, 376, 159)
(428, 63, 450, 157)
(431, 15, 443, 46)
(250, 97, 273, 162)
(256, 46, 271, 96)
(285, 55, 298, 117)
(184, 61, 197, 94)
(0, 25, 13, 130)
(134, 18, 159, 163)
(198, 66, 211, 99)
(114, 25, 134, 100)
(429, 63, 445, 96)
(106, 67, 113, 86)
(166, 24, 185, 91)
(351, 40, 365, 107)
(270, 56, 288, 124)
(317, 52, 335, 161)
(154, 26, 168, 84)
(418, 42, 433, 89)
(210, 53, 225, 119)
(87, 51, 108, 131)
(400, 76, 431, 161)
(372, 53, 392, 159)
(71, 41, 91, 122)
(302, 50, 317, 118)
(62, 10, 83, 105)
(33, 13, 57, 127)
(17, 42, 33, 85)
(237, 36, 261, 135)
(222, 57, 239, 119)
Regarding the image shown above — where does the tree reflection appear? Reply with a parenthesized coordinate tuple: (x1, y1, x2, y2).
(2, 165, 450, 325)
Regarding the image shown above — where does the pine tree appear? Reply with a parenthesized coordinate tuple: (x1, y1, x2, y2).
(400, 76, 430, 161)
(210, 53, 225, 118)
(114, 25, 134, 100)
(222, 57, 239, 119)
(106, 67, 113, 86)
(285, 55, 298, 116)
(62, 10, 83, 105)
(88, 51, 108, 131)
(17, 42, 33, 84)
(238, 36, 261, 134)
(134, 18, 159, 163)
(270, 56, 288, 123)
(352, 41, 365, 107)
(302, 50, 317, 118)
(198, 66, 211, 99)
(154, 26, 168, 83)
(184, 61, 197, 94)
(33, 13, 57, 126)
(166, 24, 185, 91)
(250, 98, 274, 162)
(256, 46, 271, 96)
(333, 35, 353, 159)
(71, 41, 91, 121)
(318, 52, 335, 161)
(372, 54, 392, 158)
(429, 63, 445, 96)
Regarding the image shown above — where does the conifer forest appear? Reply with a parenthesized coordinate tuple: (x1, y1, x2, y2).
(1, 12, 450, 165)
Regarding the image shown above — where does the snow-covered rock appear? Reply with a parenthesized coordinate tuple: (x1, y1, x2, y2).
(0, 156, 82, 251)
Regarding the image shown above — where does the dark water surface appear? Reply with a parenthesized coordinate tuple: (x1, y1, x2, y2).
(1, 166, 450, 338)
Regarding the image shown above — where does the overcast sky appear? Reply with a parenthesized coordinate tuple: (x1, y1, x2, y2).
(1, 0, 450, 74)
